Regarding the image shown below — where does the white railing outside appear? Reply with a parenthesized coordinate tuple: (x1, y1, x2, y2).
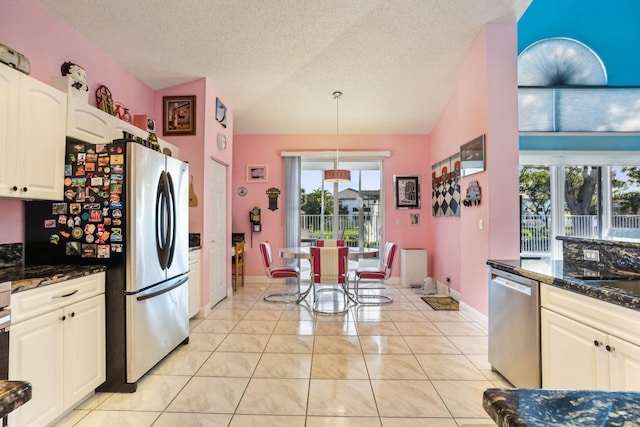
(521, 214, 640, 254)
(301, 214, 380, 248)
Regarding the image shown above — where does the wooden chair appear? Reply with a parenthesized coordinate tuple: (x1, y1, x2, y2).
(315, 239, 346, 247)
(352, 241, 396, 305)
(259, 241, 309, 303)
(310, 246, 350, 314)
(232, 241, 245, 291)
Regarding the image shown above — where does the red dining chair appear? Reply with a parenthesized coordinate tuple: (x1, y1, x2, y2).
(352, 241, 397, 305)
(309, 246, 350, 314)
(259, 241, 309, 303)
(315, 239, 346, 247)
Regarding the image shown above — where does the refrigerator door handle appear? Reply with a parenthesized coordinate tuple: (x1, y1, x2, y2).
(155, 171, 169, 270)
(136, 275, 188, 301)
(166, 172, 177, 268)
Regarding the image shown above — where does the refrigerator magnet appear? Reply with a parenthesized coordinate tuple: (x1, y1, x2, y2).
(72, 227, 83, 239)
(66, 242, 81, 256)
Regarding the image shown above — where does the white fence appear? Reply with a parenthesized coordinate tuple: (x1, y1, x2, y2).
(301, 214, 380, 247)
(521, 214, 640, 254)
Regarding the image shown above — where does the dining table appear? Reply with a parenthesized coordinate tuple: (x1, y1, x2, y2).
(279, 246, 379, 260)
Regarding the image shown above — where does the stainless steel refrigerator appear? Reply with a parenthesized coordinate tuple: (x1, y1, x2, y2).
(25, 139, 189, 392)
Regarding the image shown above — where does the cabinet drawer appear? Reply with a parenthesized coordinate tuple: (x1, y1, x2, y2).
(541, 283, 640, 347)
(11, 273, 105, 324)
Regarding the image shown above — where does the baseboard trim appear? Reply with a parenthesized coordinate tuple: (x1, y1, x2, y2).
(460, 301, 488, 332)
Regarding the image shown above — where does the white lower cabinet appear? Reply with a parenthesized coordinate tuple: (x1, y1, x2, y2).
(608, 335, 640, 390)
(541, 283, 640, 391)
(541, 308, 609, 389)
(189, 250, 201, 318)
(9, 274, 106, 427)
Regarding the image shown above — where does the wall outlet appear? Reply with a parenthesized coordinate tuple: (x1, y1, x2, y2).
(583, 249, 600, 262)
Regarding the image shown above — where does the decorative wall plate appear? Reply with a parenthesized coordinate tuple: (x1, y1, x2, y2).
(237, 186, 247, 197)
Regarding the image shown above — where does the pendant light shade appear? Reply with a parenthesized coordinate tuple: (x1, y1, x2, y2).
(324, 91, 351, 183)
(324, 168, 351, 182)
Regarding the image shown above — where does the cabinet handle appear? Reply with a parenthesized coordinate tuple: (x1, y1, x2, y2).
(60, 315, 66, 321)
(52, 289, 79, 299)
(594, 340, 602, 347)
(21, 187, 27, 192)
(70, 312, 75, 318)
(10, 186, 17, 192)
(606, 345, 615, 352)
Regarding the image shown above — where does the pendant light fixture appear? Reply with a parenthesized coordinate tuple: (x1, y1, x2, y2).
(324, 90, 351, 182)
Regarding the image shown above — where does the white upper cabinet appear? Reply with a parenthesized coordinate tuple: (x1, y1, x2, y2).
(0, 65, 67, 200)
(66, 98, 113, 145)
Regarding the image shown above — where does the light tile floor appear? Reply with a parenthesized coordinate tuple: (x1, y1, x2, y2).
(54, 282, 510, 426)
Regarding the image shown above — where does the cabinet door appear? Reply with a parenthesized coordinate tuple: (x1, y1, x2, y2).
(63, 294, 106, 407)
(189, 251, 201, 318)
(0, 66, 21, 197)
(8, 309, 64, 427)
(16, 75, 67, 200)
(67, 99, 113, 144)
(608, 335, 640, 391)
(541, 308, 608, 389)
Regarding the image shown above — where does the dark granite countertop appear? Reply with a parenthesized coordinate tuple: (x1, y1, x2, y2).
(0, 381, 32, 419)
(483, 388, 640, 427)
(0, 264, 106, 294)
(487, 259, 640, 311)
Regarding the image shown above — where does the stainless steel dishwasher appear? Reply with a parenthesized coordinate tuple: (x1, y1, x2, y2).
(488, 267, 541, 388)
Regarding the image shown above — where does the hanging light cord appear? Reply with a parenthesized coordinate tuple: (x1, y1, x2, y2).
(333, 90, 343, 167)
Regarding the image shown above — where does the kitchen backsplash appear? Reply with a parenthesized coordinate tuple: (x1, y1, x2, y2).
(0, 243, 22, 268)
(559, 236, 640, 276)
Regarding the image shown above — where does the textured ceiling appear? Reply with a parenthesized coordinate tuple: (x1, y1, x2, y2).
(35, 0, 531, 134)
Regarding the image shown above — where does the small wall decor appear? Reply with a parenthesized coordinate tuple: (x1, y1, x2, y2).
(431, 153, 461, 216)
(216, 97, 227, 128)
(266, 187, 281, 211)
(188, 175, 198, 207)
(96, 85, 114, 114)
(410, 213, 420, 225)
(60, 61, 88, 92)
(113, 102, 132, 123)
(247, 165, 268, 183)
(463, 180, 481, 206)
(460, 134, 485, 177)
(394, 175, 420, 209)
(0, 42, 30, 74)
(163, 95, 196, 136)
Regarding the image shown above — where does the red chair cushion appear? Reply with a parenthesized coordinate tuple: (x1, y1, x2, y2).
(269, 266, 300, 279)
(355, 269, 386, 280)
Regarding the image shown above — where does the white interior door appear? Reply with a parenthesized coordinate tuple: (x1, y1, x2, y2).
(209, 159, 227, 306)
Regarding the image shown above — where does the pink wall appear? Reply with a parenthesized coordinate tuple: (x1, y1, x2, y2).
(232, 134, 430, 277)
(429, 24, 519, 314)
(0, 0, 156, 244)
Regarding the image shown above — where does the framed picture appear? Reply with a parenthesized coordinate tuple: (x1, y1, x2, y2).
(163, 95, 196, 136)
(410, 213, 420, 225)
(394, 175, 420, 209)
(246, 165, 268, 182)
(460, 134, 485, 177)
(215, 97, 227, 128)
